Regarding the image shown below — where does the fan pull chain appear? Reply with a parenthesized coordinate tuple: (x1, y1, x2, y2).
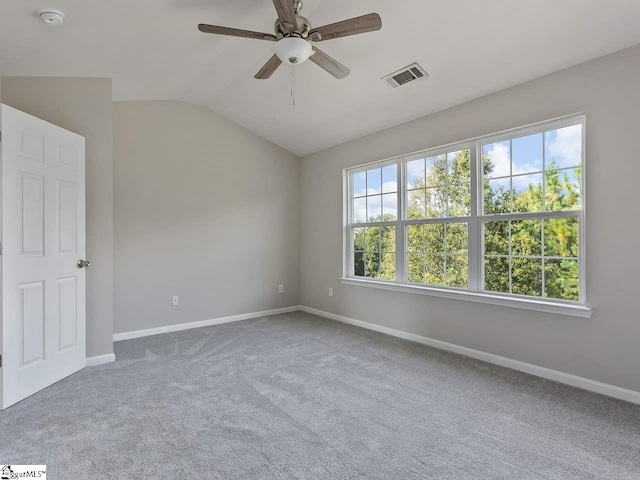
(291, 65, 296, 107)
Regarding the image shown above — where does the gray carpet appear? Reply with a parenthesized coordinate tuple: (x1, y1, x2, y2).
(1, 312, 639, 479)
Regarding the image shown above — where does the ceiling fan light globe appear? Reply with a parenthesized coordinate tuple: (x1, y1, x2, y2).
(275, 37, 312, 65)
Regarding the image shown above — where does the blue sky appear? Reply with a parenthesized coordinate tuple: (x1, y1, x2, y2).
(484, 124, 582, 181)
(352, 124, 582, 221)
(353, 165, 398, 222)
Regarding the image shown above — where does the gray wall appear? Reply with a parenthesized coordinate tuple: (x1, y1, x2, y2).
(300, 45, 640, 392)
(113, 101, 300, 334)
(1, 77, 114, 358)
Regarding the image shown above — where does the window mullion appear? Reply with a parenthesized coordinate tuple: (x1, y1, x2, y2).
(468, 143, 480, 292)
(397, 158, 405, 284)
(344, 171, 351, 278)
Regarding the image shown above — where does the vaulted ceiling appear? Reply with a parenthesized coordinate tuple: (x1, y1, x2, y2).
(1, 1, 640, 156)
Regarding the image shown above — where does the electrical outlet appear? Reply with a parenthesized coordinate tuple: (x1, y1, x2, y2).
(171, 295, 179, 306)
(278, 284, 285, 294)
(329, 288, 334, 297)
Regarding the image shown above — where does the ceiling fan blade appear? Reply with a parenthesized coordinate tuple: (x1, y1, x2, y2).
(198, 24, 278, 41)
(309, 13, 382, 41)
(272, 0, 297, 32)
(255, 55, 283, 80)
(310, 47, 350, 79)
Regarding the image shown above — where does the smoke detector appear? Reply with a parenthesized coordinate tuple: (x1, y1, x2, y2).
(38, 8, 65, 27)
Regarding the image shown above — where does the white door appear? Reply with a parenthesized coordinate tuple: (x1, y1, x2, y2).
(1, 104, 86, 409)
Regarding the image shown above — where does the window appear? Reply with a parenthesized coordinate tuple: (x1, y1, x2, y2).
(351, 163, 398, 280)
(405, 148, 470, 288)
(344, 115, 588, 315)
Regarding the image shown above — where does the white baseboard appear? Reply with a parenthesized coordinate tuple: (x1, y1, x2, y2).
(299, 305, 640, 405)
(113, 306, 302, 342)
(86, 353, 116, 367)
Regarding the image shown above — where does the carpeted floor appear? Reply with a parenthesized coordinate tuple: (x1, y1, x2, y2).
(1, 312, 639, 479)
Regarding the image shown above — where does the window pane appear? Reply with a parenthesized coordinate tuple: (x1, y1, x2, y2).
(447, 183, 470, 217)
(485, 177, 512, 214)
(382, 193, 397, 220)
(446, 223, 468, 253)
(406, 159, 425, 189)
(545, 168, 582, 211)
(365, 227, 381, 253)
(424, 254, 445, 286)
(382, 165, 397, 193)
(367, 168, 382, 194)
(407, 189, 426, 219)
(426, 187, 447, 218)
(381, 226, 396, 253)
(354, 252, 365, 277)
(367, 195, 382, 222)
(353, 197, 366, 223)
(446, 255, 468, 288)
(545, 124, 582, 170)
(512, 173, 543, 213)
(426, 155, 447, 187)
(544, 259, 579, 301)
(424, 223, 445, 253)
(484, 221, 509, 256)
(511, 219, 542, 256)
(484, 256, 510, 294)
(380, 253, 396, 280)
(365, 252, 380, 278)
(407, 224, 424, 253)
(447, 149, 471, 184)
(512, 133, 543, 174)
(483, 141, 511, 178)
(353, 171, 366, 197)
(544, 218, 579, 257)
(408, 254, 424, 283)
(512, 258, 542, 297)
(353, 227, 365, 251)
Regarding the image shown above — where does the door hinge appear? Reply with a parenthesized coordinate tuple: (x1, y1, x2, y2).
(0, 355, 2, 368)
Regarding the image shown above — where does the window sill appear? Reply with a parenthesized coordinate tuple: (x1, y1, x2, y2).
(339, 278, 593, 318)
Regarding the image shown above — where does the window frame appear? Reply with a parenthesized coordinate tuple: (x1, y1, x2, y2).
(342, 114, 591, 318)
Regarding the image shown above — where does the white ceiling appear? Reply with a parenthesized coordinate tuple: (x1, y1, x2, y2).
(1, 1, 640, 156)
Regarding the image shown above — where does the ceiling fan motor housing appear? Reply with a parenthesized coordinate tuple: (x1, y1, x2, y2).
(274, 15, 311, 39)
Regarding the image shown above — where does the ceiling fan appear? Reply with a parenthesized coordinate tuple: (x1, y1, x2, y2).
(198, 0, 382, 80)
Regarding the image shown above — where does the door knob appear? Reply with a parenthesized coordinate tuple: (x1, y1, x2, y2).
(77, 260, 90, 269)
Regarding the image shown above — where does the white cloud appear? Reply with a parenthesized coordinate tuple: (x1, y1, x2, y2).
(547, 125, 582, 168)
(487, 141, 544, 182)
(353, 182, 398, 222)
(486, 143, 511, 177)
(512, 174, 542, 191)
(365, 181, 397, 196)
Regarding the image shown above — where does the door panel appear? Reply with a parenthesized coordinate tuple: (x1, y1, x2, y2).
(1, 104, 86, 409)
(19, 281, 45, 366)
(57, 181, 77, 253)
(57, 276, 77, 351)
(18, 130, 44, 162)
(55, 142, 77, 171)
(20, 173, 45, 256)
